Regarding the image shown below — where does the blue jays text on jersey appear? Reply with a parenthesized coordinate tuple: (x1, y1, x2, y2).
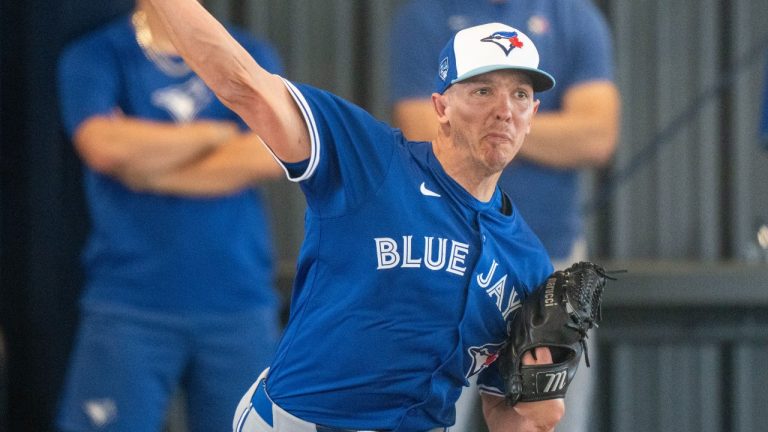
(375, 236, 522, 321)
(254, 78, 553, 431)
(374, 235, 470, 275)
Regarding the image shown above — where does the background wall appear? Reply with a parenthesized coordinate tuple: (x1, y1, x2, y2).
(198, 0, 768, 265)
(603, 0, 768, 261)
(1, 1, 767, 431)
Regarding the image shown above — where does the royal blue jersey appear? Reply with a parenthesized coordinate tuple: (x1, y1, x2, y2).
(390, 0, 615, 258)
(57, 16, 283, 312)
(262, 81, 553, 430)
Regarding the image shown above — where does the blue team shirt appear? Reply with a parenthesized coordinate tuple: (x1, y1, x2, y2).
(390, 0, 615, 258)
(57, 16, 283, 312)
(262, 81, 553, 430)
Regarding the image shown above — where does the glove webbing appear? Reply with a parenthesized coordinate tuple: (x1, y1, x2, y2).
(564, 264, 623, 367)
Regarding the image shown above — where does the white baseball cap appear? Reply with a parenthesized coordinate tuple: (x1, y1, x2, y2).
(434, 22, 555, 94)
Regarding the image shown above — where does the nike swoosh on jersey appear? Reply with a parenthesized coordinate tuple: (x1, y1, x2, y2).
(420, 182, 441, 197)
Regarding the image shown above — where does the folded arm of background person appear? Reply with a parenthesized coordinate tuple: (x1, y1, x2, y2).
(147, 0, 310, 163)
(394, 80, 620, 169)
(133, 131, 282, 196)
(74, 114, 282, 196)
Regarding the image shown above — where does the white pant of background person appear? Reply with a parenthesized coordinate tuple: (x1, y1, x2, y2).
(452, 239, 595, 432)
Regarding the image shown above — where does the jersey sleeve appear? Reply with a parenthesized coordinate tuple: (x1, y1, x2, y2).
(278, 81, 397, 217)
(57, 36, 121, 138)
(563, 0, 616, 85)
(389, 3, 445, 102)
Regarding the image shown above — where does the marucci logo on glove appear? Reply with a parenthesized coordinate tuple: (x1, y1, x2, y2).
(543, 278, 557, 307)
(539, 369, 568, 393)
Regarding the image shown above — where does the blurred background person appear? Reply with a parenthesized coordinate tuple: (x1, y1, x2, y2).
(389, 1, 621, 431)
(54, 1, 285, 431)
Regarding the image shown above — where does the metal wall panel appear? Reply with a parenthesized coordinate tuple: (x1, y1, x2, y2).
(608, 343, 723, 432)
(733, 344, 768, 431)
(610, 0, 724, 260)
(660, 346, 721, 432)
(608, 0, 768, 260)
(694, 0, 723, 261)
(599, 290, 768, 432)
(730, 0, 768, 262)
(599, 263, 768, 431)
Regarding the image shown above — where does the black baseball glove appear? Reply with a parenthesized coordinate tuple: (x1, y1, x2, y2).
(499, 261, 616, 405)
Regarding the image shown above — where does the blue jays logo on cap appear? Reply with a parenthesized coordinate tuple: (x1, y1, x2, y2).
(481, 31, 524, 56)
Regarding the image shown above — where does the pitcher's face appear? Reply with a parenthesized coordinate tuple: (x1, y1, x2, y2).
(443, 70, 539, 173)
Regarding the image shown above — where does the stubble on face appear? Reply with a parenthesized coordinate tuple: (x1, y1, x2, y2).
(444, 72, 536, 175)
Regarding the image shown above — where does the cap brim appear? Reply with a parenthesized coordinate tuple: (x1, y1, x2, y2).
(453, 65, 556, 92)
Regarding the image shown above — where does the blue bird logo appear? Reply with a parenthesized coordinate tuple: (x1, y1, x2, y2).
(480, 31, 524, 56)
